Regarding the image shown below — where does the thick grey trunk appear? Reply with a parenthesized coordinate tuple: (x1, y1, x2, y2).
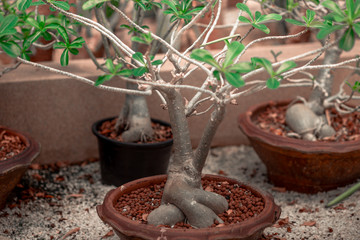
(194, 104, 226, 173)
(147, 88, 228, 228)
(115, 82, 154, 142)
(286, 44, 342, 140)
(114, 8, 153, 143)
(307, 45, 342, 115)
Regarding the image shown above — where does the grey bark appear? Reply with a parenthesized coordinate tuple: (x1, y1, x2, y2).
(285, 43, 342, 140)
(147, 88, 228, 228)
(115, 82, 154, 142)
(114, 8, 154, 143)
(307, 45, 343, 115)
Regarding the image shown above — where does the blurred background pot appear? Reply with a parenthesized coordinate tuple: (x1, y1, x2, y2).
(97, 174, 281, 240)
(92, 117, 173, 186)
(0, 126, 40, 209)
(238, 100, 360, 193)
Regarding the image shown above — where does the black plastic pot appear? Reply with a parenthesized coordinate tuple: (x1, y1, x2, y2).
(92, 117, 173, 186)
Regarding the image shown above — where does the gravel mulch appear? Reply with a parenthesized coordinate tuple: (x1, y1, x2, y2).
(0, 145, 359, 240)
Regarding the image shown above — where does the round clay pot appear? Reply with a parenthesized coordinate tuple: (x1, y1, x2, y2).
(97, 174, 281, 240)
(92, 117, 173, 186)
(0, 126, 40, 209)
(238, 100, 360, 193)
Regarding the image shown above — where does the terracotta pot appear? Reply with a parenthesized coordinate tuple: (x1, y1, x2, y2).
(92, 117, 173, 186)
(238, 100, 360, 193)
(97, 174, 281, 240)
(0, 126, 40, 209)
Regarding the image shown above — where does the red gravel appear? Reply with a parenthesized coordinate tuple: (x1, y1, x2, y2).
(256, 103, 360, 142)
(99, 118, 172, 143)
(0, 130, 27, 161)
(114, 179, 264, 229)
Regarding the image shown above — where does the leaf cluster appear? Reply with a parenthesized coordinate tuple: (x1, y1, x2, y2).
(236, 3, 282, 34)
(0, 0, 83, 65)
(162, 0, 204, 24)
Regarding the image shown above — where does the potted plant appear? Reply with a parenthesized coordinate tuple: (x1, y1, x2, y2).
(1, 0, 174, 186)
(238, 0, 360, 194)
(1, 0, 359, 238)
(0, 126, 40, 209)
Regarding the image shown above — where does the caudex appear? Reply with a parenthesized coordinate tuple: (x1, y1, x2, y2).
(1, 0, 359, 227)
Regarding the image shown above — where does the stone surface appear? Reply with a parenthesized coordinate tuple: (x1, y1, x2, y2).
(0, 145, 359, 239)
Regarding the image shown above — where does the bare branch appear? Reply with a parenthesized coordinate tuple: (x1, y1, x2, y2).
(0, 62, 21, 77)
(16, 57, 151, 96)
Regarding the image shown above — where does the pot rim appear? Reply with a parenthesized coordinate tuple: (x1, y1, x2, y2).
(0, 126, 41, 173)
(97, 174, 281, 240)
(92, 117, 173, 148)
(238, 100, 360, 153)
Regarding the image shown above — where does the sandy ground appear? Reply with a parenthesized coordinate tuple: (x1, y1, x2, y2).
(0, 145, 359, 240)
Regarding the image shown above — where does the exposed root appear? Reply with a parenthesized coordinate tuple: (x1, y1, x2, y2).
(121, 124, 154, 142)
(147, 177, 228, 228)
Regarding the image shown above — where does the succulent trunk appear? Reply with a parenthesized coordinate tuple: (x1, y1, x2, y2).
(115, 82, 154, 142)
(147, 88, 228, 228)
(285, 44, 342, 140)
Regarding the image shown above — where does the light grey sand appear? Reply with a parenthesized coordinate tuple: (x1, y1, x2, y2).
(0, 145, 359, 240)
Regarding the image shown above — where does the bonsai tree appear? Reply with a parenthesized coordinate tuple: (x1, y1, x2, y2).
(1, 0, 359, 228)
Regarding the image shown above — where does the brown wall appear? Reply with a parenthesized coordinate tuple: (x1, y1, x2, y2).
(0, 42, 358, 164)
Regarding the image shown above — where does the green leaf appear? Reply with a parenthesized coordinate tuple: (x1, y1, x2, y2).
(105, 59, 114, 73)
(346, 0, 355, 20)
(213, 70, 221, 80)
(223, 41, 244, 67)
(161, 0, 177, 12)
(68, 48, 79, 55)
(238, 16, 251, 24)
(116, 69, 132, 77)
(0, 15, 18, 36)
(17, 0, 32, 11)
(190, 49, 220, 69)
(252, 23, 270, 34)
(228, 62, 254, 73)
(151, 59, 163, 66)
(131, 36, 148, 45)
(60, 49, 69, 66)
(339, 28, 355, 51)
(224, 71, 245, 88)
(95, 74, 113, 86)
(355, 0, 360, 18)
(353, 22, 360, 37)
(69, 37, 85, 48)
(275, 61, 296, 75)
(236, 3, 253, 21)
(252, 57, 273, 75)
(82, 0, 109, 10)
(266, 77, 280, 89)
(256, 13, 282, 23)
(326, 182, 360, 208)
(133, 67, 147, 77)
(132, 52, 145, 65)
(285, 18, 306, 26)
(42, 31, 52, 41)
(0, 42, 21, 58)
(30, 1, 46, 6)
(43, 23, 62, 30)
(322, 0, 345, 18)
(316, 25, 344, 39)
(306, 9, 316, 23)
(25, 17, 40, 29)
(53, 41, 67, 49)
(56, 25, 69, 43)
(53, 1, 70, 10)
(24, 31, 42, 49)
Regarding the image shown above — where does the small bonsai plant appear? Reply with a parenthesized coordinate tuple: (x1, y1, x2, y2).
(1, 0, 359, 228)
